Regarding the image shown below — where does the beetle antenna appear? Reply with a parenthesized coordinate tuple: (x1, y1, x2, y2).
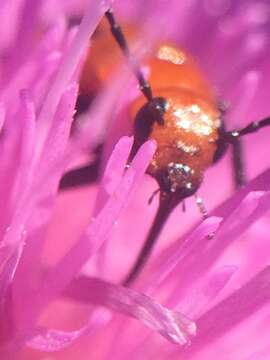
(105, 8, 153, 102)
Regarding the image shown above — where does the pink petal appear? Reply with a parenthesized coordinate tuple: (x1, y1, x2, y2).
(35, 0, 109, 158)
(0, 102, 5, 132)
(13, 83, 78, 293)
(140, 216, 223, 291)
(175, 265, 237, 318)
(27, 308, 111, 352)
(185, 266, 270, 353)
(28, 276, 196, 350)
(39, 140, 156, 305)
(11, 139, 156, 342)
(93, 136, 134, 215)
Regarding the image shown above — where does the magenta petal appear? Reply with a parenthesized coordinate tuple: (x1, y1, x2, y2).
(8, 0, 43, 68)
(214, 168, 270, 219)
(36, 82, 79, 183)
(143, 216, 223, 291)
(0, 91, 36, 298)
(93, 136, 134, 215)
(0, 241, 24, 300)
(35, 0, 108, 157)
(0, 103, 5, 132)
(1, 1, 270, 357)
(27, 327, 91, 352)
(10, 90, 36, 209)
(0, 91, 35, 230)
(27, 308, 111, 352)
(0, 1, 24, 54)
(175, 265, 238, 318)
(38, 140, 156, 306)
(153, 187, 270, 306)
(244, 346, 270, 360)
(187, 266, 270, 352)
(0, 242, 25, 347)
(28, 276, 196, 349)
(93, 136, 134, 273)
(0, 92, 35, 302)
(12, 139, 156, 346)
(12, 83, 79, 301)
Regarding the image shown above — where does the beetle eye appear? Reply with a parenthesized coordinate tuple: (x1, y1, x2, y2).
(151, 97, 168, 113)
(149, 97, 168, 125)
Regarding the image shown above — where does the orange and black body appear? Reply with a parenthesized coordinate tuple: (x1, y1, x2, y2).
(63, 9, 270, 285)
(80, 17, 223, 203)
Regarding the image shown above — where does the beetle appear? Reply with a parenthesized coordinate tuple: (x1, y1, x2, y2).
(61, 8, 270, 285)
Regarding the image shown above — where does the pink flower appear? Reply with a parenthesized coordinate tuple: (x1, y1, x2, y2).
(0, 1, 270, 359)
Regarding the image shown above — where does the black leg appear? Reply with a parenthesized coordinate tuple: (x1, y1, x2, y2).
(220, 116, 270, 188)
(59, 161, 100, 190)
(194, 194, 208, 220)
(222, 116, 270, 143)
(59, 145, 102, 190)
(232, 138, 245, 188)
(104, 8, 153, 102)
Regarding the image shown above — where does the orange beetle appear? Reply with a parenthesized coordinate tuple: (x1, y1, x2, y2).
(77, 10, 223, 284)
(75, 9, 270, 284)
(80, 14, 222, 202)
